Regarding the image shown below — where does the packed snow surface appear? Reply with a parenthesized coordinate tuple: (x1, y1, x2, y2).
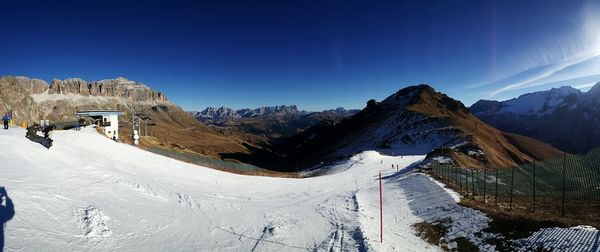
(0, 127, 598, 251)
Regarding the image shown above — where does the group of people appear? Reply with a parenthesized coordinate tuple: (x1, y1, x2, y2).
(2, 113, 10, 130)
(26, 123, 56, 149)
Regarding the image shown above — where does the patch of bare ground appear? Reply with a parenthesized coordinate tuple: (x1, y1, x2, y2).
(413, 218, 451, 250)
(413, 217, 480, 252)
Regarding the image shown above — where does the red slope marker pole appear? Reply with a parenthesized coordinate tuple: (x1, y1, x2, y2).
(379, 172, 383, 243)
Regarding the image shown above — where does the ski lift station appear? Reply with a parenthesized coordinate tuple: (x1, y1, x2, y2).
(76, 110, 124, 139)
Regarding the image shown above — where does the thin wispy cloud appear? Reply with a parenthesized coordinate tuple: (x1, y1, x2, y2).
(574, 81, 598, 90)
(475, 1, 600, 98)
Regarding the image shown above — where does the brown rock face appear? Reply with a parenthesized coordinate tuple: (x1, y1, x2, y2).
(47, 77, 167, 103)
(0, 77, 41, 122)
(15, 76, 49, 94)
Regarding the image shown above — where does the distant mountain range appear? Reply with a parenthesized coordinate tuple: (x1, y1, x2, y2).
(470, 83, 600, 154)
(225, 85, 561, 170)
(189, 106, 359, 122)
(189, 106, 360, 140)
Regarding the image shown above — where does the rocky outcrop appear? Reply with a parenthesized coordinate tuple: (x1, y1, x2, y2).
(0, 76, 172, 123)
(47, 77, 167, 103)
(15, 76, 49, 94)
(0, 77, 41, 122)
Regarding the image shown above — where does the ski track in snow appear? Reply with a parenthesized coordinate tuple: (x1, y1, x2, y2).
(0, 127, 598, 251)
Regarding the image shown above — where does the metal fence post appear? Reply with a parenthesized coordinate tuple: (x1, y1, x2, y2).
(532, 160, 536, 213)
(474, 170, 478, 197)
(464, 169, 468, 193)
(510, 166, 515, 210)
(483, 168, 487, 203)
(442, 165, 450, 181)
(456, 167, 459, 188)
(562, 152, 566, 217)
(471, 169, 475, 196)
(495, 167, 499, 206)
(454, 166, 457, 186)
(379, 172, 383, 243)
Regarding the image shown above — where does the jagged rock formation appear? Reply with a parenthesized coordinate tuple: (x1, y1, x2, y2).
(192, 105, 302, 122)
(193, 107, 241, 120)
(470, 83, 600, 153)
(44, 77, 167, 102)
(1, 76, 169, 122)
(15, 76, 49, 94)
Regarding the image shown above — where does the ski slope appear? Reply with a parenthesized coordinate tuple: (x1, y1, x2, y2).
(0, 127, 597, 251)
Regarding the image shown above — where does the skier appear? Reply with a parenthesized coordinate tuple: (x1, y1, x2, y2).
(2, 113, 9, 130)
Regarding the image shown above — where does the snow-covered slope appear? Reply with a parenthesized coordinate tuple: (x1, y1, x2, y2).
(0, 127, 430, 251)
(0, 128, 596, 251)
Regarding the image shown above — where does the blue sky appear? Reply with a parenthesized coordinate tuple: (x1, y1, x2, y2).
(1, 0, 599, 111)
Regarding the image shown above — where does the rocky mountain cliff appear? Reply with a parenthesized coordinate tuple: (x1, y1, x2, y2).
(470, 83, 600, 153)
(241, 85, 562, 171)
(0, 75, 254, 159)
(1, 76, 169, 122)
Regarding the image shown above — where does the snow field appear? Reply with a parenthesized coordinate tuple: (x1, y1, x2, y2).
(1, 127, 598, 251)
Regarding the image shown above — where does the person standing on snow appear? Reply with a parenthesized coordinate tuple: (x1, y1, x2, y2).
(2, 114, 9, 130)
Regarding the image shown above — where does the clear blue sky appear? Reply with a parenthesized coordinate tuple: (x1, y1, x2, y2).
(1, 0, 599, 111)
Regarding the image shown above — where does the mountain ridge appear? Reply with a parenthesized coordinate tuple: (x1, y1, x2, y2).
(227, 84, 562, 170)
(470, 82, 600, 153)
(190, 105, 359, 122)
